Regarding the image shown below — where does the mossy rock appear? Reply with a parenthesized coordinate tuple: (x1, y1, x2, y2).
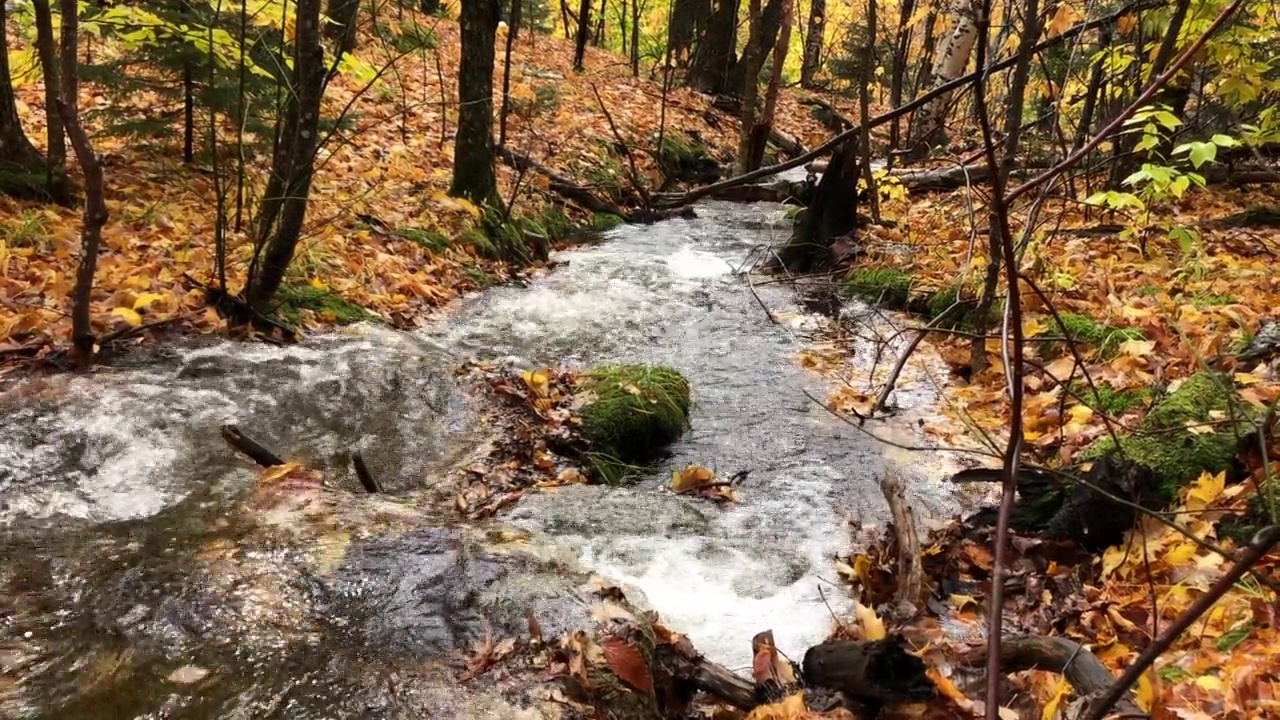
(843, 267, 912, 309)
(273, 284, 373, 325)
(577, 365, 691, 483)
(1081, 372, 1255, 502)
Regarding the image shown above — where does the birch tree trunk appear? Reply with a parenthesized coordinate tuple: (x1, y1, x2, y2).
(906, 0, 979, 160)
(800, 0, 824, 87)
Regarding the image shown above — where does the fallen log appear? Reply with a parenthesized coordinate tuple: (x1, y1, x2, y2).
(959, 635, 1146, 719)
(498, 146, 694, 225)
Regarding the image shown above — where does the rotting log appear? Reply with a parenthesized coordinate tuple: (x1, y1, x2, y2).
(957, 371, 1257, 549)
(801, 637, 936, 706)
(959, 635, 1147, 719)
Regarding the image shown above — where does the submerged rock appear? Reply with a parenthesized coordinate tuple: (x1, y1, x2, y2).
(576, 365, 692, 482)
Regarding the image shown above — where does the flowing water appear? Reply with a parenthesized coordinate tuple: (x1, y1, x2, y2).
(0, 197, 968, 718)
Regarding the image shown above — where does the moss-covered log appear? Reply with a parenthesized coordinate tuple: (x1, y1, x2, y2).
(577, 364, 692, 483)
(967, 372, 1258, 549)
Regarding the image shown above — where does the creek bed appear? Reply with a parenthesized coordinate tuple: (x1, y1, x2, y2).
(1, 198, 967, 717)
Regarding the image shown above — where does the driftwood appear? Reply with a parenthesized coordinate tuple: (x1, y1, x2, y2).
(960, 635, 1147, 719)
(221, 424, 284, 467)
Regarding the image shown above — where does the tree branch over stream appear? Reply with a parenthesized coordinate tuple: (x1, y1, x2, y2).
(652, 0, 1165, 209)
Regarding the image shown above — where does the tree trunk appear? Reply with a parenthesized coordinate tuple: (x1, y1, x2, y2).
(906, 0, 978, 159)
(449, 0, 501, 205)
(886, 0, 914, 162)
(57, 0, 109, 362)
(745, 0, 791, 171)
(776, 137, 861, 273)
(0, 0, 53, 202)
(499, 0, 522, 146)
(573, 0, 591, 70)
(800, 0, 824, 87)
(686, 0, 740, 94)
(735, 0, 764, 173)
(27, 0, 74, 205)
(630, 0, 640, 76)
(246, 0, 327, 310)
(1000, 0, 1039, 162)
(857, 0, 880, 222)
(668, 0, 702, 66)
(326, 0, 361, 56)
(593, 0, 606, 46)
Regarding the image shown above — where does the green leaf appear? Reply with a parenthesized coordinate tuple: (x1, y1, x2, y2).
(1210, 133, 1241, 147)
(1188, 142, 1217, 168)
(1170, 174, 1191, 197)
(1153, 110, 1183, 130)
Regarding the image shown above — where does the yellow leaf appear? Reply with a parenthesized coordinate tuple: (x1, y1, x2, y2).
(1135, 670, 1157, 711)
(1185, 471, 1225, 509)
(1233, 372, 1263, 386)
(854, 600, 886, 640)
(745, 692, 806, 719)
(309, 277, 329, 290)
(670, 464, 716, 492)
(1195, 674, 1223, 691)
(261, 461, 302, 483)
(1118, 339, 1155, 356)
(112, 307, 143, 325)
(132, 292, 166, 310)
(949, 593, 980, 610)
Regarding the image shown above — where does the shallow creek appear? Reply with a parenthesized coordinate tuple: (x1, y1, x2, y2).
(0, 198, 970, 718)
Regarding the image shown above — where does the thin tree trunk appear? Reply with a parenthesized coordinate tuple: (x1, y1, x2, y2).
(593, 0, 606, 45)
(326, 0, 360, 55)
(1073, 25, 1109, 151)
(449, 0, 501, 204)
(630, 0, 640, 76)
(736, 0, 764, 173)
(58, 0, 109, 362)
(858, 0, 880, 222)
(499, 0, 522, 146)
(247, 0, 327, 310)
(746, 0, 791, 170)
(27, 0, 73, 204)
(906, 0, 980, 159)
(1001, 0, 1040, 162)
(886, 0, 914, 163)
(573, 0, 591, 69)
(800, 0, 824, 87)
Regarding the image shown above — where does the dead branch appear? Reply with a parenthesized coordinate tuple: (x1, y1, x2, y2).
(221, 424, 284, 467)
(880, 470, 923, 609)
(353, 451, 382, 493)
(959, 635, 1147, 719)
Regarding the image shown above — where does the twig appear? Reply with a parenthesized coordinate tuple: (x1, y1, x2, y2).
(880, 470, 923, 608)
(353, 451, 382, 493)
(1080, 525, 1280, 720)
(221, 424, 284, 467)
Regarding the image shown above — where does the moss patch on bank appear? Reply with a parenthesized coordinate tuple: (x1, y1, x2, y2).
(272, 284, 375, 326)
(577, 364, 692, 483)
(1081, 372, 1255, 502)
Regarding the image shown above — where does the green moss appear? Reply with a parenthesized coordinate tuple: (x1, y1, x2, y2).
(539, 205, 575, 238)
(1044, 311, 1146, 357)
(1069, 381, 1150, 415)
(398, 227, 451, 253)
(1082, 372, 1254, 501)
(844, 267, 912, 309)
(577, 365, 692, 484)
(591, 213, 625, 231)
(1191, 293, 1239, 308)
(273, 284, 373, 326)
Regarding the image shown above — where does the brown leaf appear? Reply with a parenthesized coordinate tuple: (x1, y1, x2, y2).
(600, 635, 652, 695)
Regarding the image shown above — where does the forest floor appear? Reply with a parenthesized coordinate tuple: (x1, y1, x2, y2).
(0, 14, 852, 366)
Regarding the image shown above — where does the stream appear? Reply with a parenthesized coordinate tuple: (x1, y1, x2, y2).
(1, 198, 968, 718)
